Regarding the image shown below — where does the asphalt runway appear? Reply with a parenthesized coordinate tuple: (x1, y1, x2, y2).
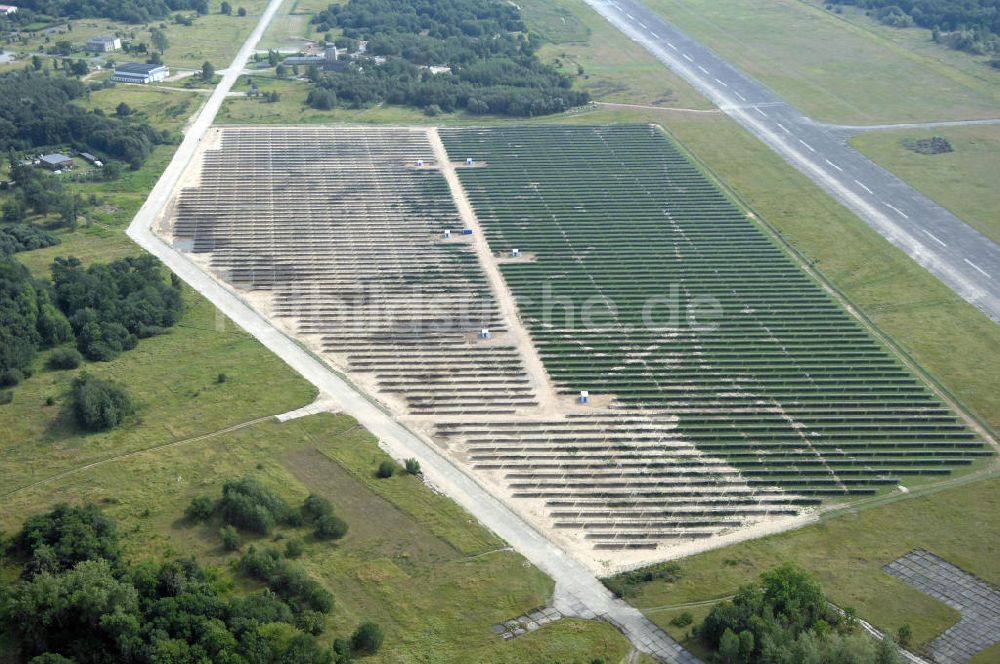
(584, 0, 1000, 324)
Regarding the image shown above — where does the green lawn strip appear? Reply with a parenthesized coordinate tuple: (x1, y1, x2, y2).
(622, 474, 1000, 649)
(0, 413, 635, 664)
(638, 0, 1000, 124)
(850, 125, 1000, 246)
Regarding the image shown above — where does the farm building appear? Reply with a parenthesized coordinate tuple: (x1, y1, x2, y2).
(0, 5, 17, 15)
(39, 154, 73, 170)
(283, 45, 345, 71)
(111, 62, 169, 84)
(79, 152, 103, 166)
(86, 35, 121, 52)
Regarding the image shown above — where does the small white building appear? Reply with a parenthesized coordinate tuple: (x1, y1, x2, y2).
(111, 62, 169, 84)
(0, 5, 18, 15)
(86, 35, 122, 52)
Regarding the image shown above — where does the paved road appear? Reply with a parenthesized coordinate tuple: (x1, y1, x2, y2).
(583, 0, 1000, 324)
(123, 0, 699, 661)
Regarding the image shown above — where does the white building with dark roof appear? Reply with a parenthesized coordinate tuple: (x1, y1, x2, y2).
(111, 62, 169, 84)
(86, 35, 122, 52)
(39, 154, 73, 170)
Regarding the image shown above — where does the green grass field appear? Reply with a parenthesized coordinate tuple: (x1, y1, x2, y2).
(639, 0, 1000, 124)
(0, 411, 639, 663)
(850, 125, 1000, 246)
(611, 473, 1000, 655)
(0, 0, 269, 72)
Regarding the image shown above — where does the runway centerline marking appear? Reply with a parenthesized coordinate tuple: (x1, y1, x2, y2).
(754, 107, 767, 117)
(650, 30, 659, 37)
(854, 179, 873, 194)
(735, 91, 746, 101)
(884, 202, 909, 219)
(667, 42, 677, 50)
(965, 259, 992, 278)
(825, 159, 843, 172)
(923, 229, 947, 247)
(638, 21, 647, 28)
(682, 53, 694, 61)
(714, 77, 728, 87)
(776, 122, 790, 134)
(798, 138, 815, 152)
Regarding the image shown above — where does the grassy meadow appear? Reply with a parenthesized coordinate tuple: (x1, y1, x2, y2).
(639, 0, 1000, 124)
(851, 124, 1000, 245)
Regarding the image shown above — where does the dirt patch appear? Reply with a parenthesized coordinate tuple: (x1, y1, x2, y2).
(902, 136, 954, 155)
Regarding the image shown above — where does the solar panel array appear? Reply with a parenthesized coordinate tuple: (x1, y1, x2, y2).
(439, 124, 988, 499)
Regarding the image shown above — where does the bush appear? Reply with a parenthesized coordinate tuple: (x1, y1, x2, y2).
(376, 460, 395, 479)
(219, 476, 292, 534)
(333, 637, 352, 663)
(46, 347, 82, 371)
(351, 621, 384, 654)
(404, 458, 420, 475)
(314, 514, 348, 541)
(220, 525, 241, 551)
(285, 537, 305, 558)
(237, 546, 334, 614)
(301, 494, 333, 521)
(0, 368, 23, 387)
(185, 495, 215, 522)
(216, 372, 228, 383)
(670, 611, 694, 628)
(71, 374, 135, 431)
(0, 389, 13, 405)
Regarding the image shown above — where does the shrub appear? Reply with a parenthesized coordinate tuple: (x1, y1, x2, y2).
(185, 495, 215, 522)
(216, 372, 228, 383)
(220, 525, 241, 551)
(237, 546, 334, 614)
(404, 458, 420, 475)
(351, 621, 384, 654)
(46, 347, 82, 370)
(898, 623, 912, 646)
(71, 374, 135, 431)
(670, 611, 694, 628)
(301, 494, 333, 521)
(219, 476, 291, 534)
(0, 390, 11, 405)
(314, 514, 348, 541)
(285, 537, 305, 558)
(333, 637, 352, 664)
(0, 368, 23, 387)
(376, 460, 395, 479)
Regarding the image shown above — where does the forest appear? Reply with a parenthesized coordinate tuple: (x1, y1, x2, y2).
(0, 72, 175, 170)
(0, 504, 337, 663)
(831, 0, 1000, 54)
(695, 564, 902, 664)
(306, 0, 588, 116)
(0, 254, 183, 392)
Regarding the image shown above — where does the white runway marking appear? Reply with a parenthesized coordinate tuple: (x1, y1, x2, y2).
(798, 139, 815, 152)
(638, 21, 647, 28)
(825, 159, 843, 172)
(923, 229, 947, 247)
(884, 202, 909, 219)
(667, 42, 677, 50)
(854, 179, 873, 194)
(965, 258, 992, 278)
(650, 30, 659, 37)
(682, 53, 694, 62)
(735, 91, 746, 101)
(714, 78, 728, 87)
(698, 65, 708, 73)
(776, 122, 790, 134)
(754, 107, 767, 117)
(626, 13, 634, 19)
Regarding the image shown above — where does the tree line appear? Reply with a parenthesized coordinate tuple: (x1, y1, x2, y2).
(0, 253, 183, 392)
(0, 72, 175, 170)
(830, 0, 1000, 56)
(15, 0, 209, 24)
(305, 0, 588, 117)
